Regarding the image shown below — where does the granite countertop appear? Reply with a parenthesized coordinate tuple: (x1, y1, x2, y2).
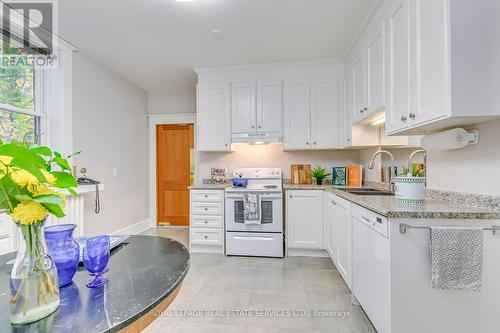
(283, 184, 500, 219)
(0, 235, 190, 333)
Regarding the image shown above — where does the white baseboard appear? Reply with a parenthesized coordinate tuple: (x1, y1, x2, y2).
(286, 248, 329, 257)
(112, 218, 151, 235)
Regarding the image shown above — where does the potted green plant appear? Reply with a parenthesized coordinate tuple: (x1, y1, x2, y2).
(309, 165, 331, 185)
(0, 137, 78, 324)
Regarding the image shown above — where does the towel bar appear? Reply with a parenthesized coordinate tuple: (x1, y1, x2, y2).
(399, 223, 500, 235)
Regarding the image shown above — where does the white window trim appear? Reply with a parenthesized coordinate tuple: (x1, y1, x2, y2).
(147, 113, 197, 229)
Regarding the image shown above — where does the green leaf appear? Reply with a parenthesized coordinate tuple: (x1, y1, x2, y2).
(14, 194, 33, 202)
(43, 203, 65, 218)
(33, 194, 64, 205)
(67, 188, 78, 196)
(53, 151, 61, 158)
(9, 158, 47, 183)
(0, 143, 46, 168)
(30, 146, 52, 156)
(53, 157, 70, 171)
(51, 171, 78, 188)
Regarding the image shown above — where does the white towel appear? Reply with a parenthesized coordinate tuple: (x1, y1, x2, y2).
(243, 194, 261, 224)
(430, 226, 483, 292)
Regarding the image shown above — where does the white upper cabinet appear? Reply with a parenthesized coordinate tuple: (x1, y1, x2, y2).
(352, 52, 366, 123)
(196, 84, 231, 152)
(366, 21, 385, 114)
(231, 82, 256, 133)
(409, 0, 449, 127)
(385, 0, 411, 133)
(382, 0, 500, 135)
(283, 80, 311, 150)
(311, 80, 340, 149)
(256, 81, 282, 132)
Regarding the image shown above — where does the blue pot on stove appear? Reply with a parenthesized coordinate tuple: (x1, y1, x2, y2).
(232, 178, 248, 187)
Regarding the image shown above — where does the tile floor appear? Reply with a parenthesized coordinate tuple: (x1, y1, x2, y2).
(140, 228, 375, 333)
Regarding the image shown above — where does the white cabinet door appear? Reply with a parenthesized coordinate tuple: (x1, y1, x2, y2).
(283, 80, 311, 150)
(385, 0, 411, 134)
(311, 80, 340, 149)
(335, 196, 352, 288)
(231, 81, 256, 133)
(410, 0, 450, 126)
(256, 81, 282, 132)
(286, 190, 324, 249)
(325, 194, 337, 263)
(366, 21, 385, 114)
(196, 84, 231, 151)
(342, 75, 353, 147)
(352, 52, 366, 123)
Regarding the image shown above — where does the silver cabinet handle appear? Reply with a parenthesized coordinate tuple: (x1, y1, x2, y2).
(364, 107, 368, 111)
(251, 126, 255, 129)
(225, 143, 228, 147)
(401, 116, 407, 122)
(289, 195, 293, 198)
(313, 142, 316, 145)
(204, 207, 208, 211)
(409, 113, 416, 119)
(258, 125, 262, 129)
(204, 194, 208, 198)
(204, 235, 208, 239)
(360, 109, 364, 113)
(305, 142, 309, 145)
(346, 138, 351, 142)
(204, 220, 208, 224)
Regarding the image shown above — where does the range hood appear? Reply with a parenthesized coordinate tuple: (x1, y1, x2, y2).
(231, 132, 282, 144)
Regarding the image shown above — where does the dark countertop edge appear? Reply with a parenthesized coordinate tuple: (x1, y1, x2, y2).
(283, 186, 500, 220)
(111, 258, 191, 332)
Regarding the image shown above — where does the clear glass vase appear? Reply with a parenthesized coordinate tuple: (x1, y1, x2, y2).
(10, 217, 60, 325)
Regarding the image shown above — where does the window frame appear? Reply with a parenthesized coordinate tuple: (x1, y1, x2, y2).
(0, 65, 46, 145)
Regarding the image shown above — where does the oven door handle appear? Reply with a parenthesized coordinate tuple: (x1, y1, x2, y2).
(232, 235, 277, 241)
(225, 194, 282, 200)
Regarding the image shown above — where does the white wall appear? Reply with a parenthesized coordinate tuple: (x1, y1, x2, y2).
(426, 120, 500, 196)
(198, 143, 359, 180)
(148, 91, 195, 115)
(359, 120, 500, 196)
(72, 52, 149, 235)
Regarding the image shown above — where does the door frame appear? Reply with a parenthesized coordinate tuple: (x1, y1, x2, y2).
(148, 113, 197, 228)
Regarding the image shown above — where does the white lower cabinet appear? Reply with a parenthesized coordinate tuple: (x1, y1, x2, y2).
(332, 195, 352, 288)
(189, 189, 225, 253)
(286, 190, 324, 251)
(324, 193, 338, 261)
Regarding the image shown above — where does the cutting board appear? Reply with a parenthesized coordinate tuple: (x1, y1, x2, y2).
(347, 164, 363, 187)
(291, 164, 312, 184)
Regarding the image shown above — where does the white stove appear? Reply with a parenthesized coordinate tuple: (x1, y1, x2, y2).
(224, 168, 284, 258)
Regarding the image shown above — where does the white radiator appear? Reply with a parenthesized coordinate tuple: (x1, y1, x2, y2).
(46, 194, 85, 237)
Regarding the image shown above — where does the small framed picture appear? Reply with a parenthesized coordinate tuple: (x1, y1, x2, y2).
(332, 167, 347, 186)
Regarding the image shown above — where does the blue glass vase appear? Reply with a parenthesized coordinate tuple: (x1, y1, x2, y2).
(45, 224, 80, 287)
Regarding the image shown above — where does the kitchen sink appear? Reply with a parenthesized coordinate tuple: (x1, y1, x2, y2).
(339, 188, 395, 196)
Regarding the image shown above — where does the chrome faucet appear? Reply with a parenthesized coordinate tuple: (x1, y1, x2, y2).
(408, 149, 427, 179)
(368, 149, 396, 191)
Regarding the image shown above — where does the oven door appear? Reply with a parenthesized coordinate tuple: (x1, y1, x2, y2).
(225, 192, 282, 233)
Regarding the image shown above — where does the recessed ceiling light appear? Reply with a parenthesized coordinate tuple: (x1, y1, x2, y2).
(210, 29, 224, 40)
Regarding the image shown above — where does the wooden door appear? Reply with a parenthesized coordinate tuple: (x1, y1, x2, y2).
(157, 124, 194, 226)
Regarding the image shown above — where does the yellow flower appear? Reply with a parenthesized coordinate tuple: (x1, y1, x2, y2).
(0, 155, 13, 166)
(11, 201, 48, 225)
(32, 185, 66, 208)
(11, 170, 39, 188)
(41, 170, 57, 185)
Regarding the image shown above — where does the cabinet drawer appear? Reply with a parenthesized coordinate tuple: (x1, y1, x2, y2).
(191, 202, 223, 215)
(191, 190, 224, 203)
(190, 228, 223, 245)
(351, 204, 388, 238)
(191, 216, 223, 228)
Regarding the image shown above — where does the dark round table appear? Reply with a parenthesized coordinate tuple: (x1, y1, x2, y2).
(0, 235, 190, 333)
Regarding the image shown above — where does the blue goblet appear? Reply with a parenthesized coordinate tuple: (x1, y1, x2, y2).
(83, 236, 110, 288)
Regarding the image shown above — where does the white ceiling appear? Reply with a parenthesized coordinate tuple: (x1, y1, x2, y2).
(59, 0, 374, 93)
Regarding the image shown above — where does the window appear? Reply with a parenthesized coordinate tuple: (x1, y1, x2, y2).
(0, 54, 42, 145)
